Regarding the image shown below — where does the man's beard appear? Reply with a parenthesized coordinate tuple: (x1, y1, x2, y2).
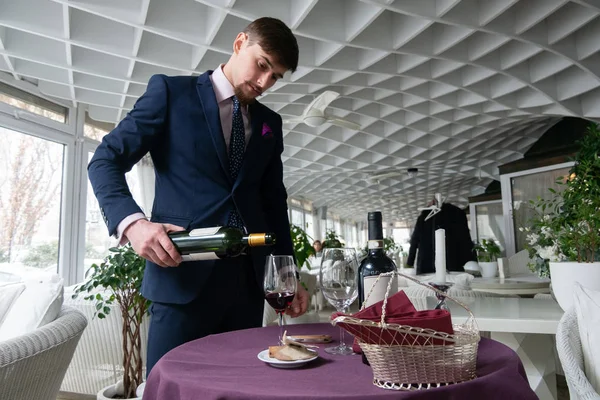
(234, 82, 258, 106)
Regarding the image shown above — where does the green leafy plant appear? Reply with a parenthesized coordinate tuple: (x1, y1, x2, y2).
(474, 239, 501, 262)
(290, 224, 315, 270)
(73, 244, 149, 398)
(522, 123, 600, 277)
(384, 237, 402, 253)
(322, 229, 344, 248)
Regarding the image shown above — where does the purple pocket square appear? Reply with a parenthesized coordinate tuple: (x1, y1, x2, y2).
(261, 123, 273, 138)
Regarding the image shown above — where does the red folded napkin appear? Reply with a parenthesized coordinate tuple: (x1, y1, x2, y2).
(332, 291, 454, 351)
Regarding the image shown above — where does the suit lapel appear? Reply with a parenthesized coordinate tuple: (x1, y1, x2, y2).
(196, 72, 230, 182)
(235, 102, 264, 187)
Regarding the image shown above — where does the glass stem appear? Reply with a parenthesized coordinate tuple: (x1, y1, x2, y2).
(278, 312, 284, 344)
(339, 327, 346, 348)
(338, 306, 347, 348)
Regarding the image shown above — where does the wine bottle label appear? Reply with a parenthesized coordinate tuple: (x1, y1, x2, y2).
(181, 252, 219, 261)
(362, 275, 398, 308)
(367, 240, 383, 249)
(189, 227, 221, 237)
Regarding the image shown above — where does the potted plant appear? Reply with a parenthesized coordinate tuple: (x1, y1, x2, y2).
(322, 229, 344, 249)
(474, 239, 501, 278)
(290, 224, 315, 271)
(522, 123, 600, 310)
(73, 244, 149, 399)
(288, 224, 320, 322)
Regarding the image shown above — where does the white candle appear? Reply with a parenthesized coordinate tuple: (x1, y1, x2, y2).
(435, 228, 446, 283)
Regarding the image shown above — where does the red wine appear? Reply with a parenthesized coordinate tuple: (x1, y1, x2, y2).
(265, 291, 295, 311)
(357, 211, 397, 308)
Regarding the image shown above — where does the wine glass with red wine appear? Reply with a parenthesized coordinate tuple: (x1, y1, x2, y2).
(263, 255, 297, 344)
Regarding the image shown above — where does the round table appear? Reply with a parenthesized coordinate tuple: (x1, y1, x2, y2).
(470, 274, 551, 296)
(143, 323, 537, 400)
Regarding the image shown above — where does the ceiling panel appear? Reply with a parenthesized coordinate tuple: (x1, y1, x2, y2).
(1, 0, 599, 223)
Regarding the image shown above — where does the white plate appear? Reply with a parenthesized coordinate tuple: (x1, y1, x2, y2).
(257, 349, 318, 369)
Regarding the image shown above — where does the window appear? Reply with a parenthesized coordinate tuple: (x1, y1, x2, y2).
(0, 81, 68, 123)
(84, 112, 115, 141)
(291, 209, 304, 227)
(474, 202, 505, 252)
(392, 228, 411, 251)
(83, 152, 147, 277)
(511, 167, 571, 252)
(0, 127, 64, 278)
(304, 211, 314, 241)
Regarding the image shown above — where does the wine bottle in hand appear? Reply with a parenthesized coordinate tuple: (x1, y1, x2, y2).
(168, 226, 275, 261)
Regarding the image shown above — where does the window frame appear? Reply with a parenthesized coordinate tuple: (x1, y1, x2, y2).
(0, 75, 88, 285)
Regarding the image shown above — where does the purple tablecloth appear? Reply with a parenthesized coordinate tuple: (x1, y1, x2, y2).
(143, 323, 537, 400)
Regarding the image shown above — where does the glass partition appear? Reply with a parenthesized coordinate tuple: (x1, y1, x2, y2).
(473, 201, 505, 254)
(511, 166, 571, 253)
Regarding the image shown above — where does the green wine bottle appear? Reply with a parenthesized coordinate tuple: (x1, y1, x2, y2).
(168, 226, 276, 261)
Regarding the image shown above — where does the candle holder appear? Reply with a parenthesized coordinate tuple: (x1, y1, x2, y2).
(428, 282, 454, 311)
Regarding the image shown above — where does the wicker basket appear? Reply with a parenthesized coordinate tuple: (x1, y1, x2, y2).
(332, 271, 480, 390)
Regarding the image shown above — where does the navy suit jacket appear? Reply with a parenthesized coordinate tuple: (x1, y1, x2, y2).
(88, 72, 294, 304)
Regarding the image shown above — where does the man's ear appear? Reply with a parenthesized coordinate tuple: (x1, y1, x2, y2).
(233, 32, 247, 55)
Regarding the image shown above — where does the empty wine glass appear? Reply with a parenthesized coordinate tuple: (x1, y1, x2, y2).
(263, 255, 297, 344)
(319, 248, 359, 355)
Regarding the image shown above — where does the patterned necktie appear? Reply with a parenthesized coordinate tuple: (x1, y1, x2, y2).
(227, 96, 246, 230)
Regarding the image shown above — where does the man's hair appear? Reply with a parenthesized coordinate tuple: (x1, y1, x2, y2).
(313, 240, 321, 245)
(243, 17, 299, 73)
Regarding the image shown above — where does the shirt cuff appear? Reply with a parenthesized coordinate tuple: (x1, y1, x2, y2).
(115, 213, 147, 245)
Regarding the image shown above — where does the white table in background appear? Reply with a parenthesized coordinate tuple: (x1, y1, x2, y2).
(429, 297, 564, 400)
(470, 274, 551, 296)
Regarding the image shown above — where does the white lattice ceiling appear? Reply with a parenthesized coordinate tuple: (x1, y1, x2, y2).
(1, 0, 599, 224)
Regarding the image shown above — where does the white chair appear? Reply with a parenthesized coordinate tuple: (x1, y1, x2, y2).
(0, 305, 87, 400)
(299, 271, 318, 311)
(556, 308, 600, 400)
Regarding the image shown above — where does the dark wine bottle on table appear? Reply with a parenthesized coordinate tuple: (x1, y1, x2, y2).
(168, 226, 275, 261)
(357, 211, 398, 308)
(357, 211, 397, 366)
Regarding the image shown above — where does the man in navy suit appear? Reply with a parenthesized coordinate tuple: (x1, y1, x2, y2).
(88, 17, 309, 375)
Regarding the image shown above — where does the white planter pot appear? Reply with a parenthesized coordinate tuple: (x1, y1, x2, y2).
(550, 261, 600, 311)
(97, 379, 143, 400)
(479, 262, 498, 278)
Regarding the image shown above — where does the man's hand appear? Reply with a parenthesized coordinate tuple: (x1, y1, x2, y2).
(124, 219, 185, 267)
(286, 283, 309, 318)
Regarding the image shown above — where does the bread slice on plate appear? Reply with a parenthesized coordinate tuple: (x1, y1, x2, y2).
(268, 344, 316, 361)
(267, 331, 319, 361)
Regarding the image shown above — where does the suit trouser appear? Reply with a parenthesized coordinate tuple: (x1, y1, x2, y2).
(146, 256, 264, 377)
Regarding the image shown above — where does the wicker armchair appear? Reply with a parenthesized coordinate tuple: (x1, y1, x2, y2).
(0, 305, 87, 400)
(556, 308, 600, 400)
